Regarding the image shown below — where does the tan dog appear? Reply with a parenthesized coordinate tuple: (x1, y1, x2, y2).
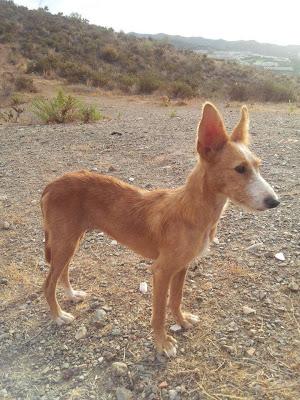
(41, 102, 279, 356)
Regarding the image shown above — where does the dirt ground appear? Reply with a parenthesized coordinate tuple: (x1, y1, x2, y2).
(0, 95, 299, 400)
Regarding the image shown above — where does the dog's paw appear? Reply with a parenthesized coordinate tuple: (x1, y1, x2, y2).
(65, 289, 87, 303)
(55, 311, 75, 325)
(156, 334, 178, 357)
(178, 312, 200, 329)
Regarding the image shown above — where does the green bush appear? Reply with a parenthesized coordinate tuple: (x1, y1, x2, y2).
(79, 104, 102, 123)
(32, 90, 102, 124)
(32, 90, 79, 123)
(167, 81, 196, 99)
(257, 79, 296, 102)
(15, 75, 37, 92)
(137, 73, 161, 94)
(101, 45, 119, 62)
(229, 83, 249, 101)
(10, 93, 26, 106)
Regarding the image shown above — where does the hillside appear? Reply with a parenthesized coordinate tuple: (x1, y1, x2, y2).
(0, 0, 300, 101)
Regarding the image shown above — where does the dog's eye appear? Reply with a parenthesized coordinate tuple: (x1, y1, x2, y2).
(234, 165, 246, 174)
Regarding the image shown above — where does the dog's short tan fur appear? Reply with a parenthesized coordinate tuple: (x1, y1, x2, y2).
(41, 102, 279, 356)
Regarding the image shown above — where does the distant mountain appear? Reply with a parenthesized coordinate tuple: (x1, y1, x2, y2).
(131, 33, 300, 59)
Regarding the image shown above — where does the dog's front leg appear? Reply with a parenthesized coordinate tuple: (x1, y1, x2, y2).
(169, 267, 200, 329)
(151, 263, 177, 357)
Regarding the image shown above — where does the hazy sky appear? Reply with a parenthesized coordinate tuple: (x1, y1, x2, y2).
(15, 0, 300, 46)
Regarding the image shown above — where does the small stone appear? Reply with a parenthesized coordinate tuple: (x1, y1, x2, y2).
(0, 389, 8, 397)
(108, 166, 116, 172)
(1, 221, 10, 230)
(111, 362, 128, 377)
(62, 362, 70, 369)
(111, 327, 121, 336)
(111, 240, 118, 245)
(102, 304, 112, 312)
(246, 243, 263, 252)
(242, 306, 256, 315)
(170, 324, 182, 332)
(275, 252, 285, 261)
(159, 381, 169, 388)
(75, 325, 87, 339)
(128, 177, 135, 182)
(227, 321, 238, 332)
(98, 356, 104, 363)
(169, 389, 180, 400)
(115, 387, 133, 400)
(95, 309, 107, 323)
(0, 195, 8, 201)
(213, 237, 219, 244)
(258, 291, 267, 300)
(0, 278, 8, 285)
(139, 282, 148, 294)
(288, 281, 299, 292)
(246, 347, 256, 356)
(103, 350, 116, 361)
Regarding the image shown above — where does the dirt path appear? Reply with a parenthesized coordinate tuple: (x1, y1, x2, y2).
(0, 97, 299, 399)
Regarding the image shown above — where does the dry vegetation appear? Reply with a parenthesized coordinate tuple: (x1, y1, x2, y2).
(1, 0, 300, 102)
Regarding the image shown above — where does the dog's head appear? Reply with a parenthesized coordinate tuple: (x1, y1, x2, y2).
(197, 102, 279, 211)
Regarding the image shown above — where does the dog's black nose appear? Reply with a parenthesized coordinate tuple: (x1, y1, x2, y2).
(264, 197, 280, 209)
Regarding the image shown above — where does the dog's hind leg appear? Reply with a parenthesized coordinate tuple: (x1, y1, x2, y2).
(169, 267, 199, 329)
(44, 233, 81, 325)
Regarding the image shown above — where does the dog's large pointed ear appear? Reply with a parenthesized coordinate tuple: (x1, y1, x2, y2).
(197, 102, 228, 159)
(231, 106, 249, 145)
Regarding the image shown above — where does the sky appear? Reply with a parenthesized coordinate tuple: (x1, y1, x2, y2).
(15, 0, 300, 46)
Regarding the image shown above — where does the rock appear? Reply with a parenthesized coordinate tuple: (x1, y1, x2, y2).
(95, 309, 107, 324)
(98, 356, 104, 364)
(258, 291, 267, 300)
(169, 389, 180, 400)
(103, 350, 116, 361)
(246, 347, 256, 356)
(0, 389, 8, 398)
(246, 243, 263, 252)
(159, 381, 169, 388)
(1, 221, 10, 230)
(139, 282, 148, 294)
(111, 240, 118, 245)
(227, 321, 238, 332)
(128, 177, 135, 182)
(242, 306, 256, 315)
(275, 252, 285, 261)
(115, 387, 133, 400)
(0, 195, 8, 201)
(75, 325, 87, 340)
(108, 165, 116, 172)
(111, 362, 128, 377)
(0, 278, 8, 285)
(111, 327, 121, 336)
(170, 324, 182, 332)
(288, 281, 299, 292)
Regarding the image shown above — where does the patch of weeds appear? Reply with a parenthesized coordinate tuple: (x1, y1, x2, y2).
(169, 109, 178, 118)
(79, 104, 103, 123)
(32, 90, 102, 124)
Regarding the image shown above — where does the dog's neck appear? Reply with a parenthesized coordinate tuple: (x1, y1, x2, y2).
(177, 159, 227, 226)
